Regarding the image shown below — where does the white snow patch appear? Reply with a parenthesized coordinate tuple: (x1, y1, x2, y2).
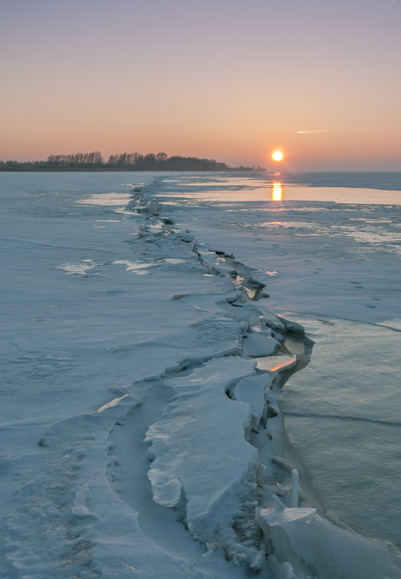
(266, 270, 279, 276)
(55, 259, 96, 275)
(96, 394, 129, 413)
(77, 192, 130, 206)
(380, 317, 401, 330)
(163, 258, 186, 264)
(113, 260, 157, 274)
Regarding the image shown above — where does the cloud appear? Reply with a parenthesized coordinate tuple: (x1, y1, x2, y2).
(295, 126, 401, 136)
(295, 129, 332, 135)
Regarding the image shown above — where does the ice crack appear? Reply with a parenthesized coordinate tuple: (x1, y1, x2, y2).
(100, 181, 316, 573)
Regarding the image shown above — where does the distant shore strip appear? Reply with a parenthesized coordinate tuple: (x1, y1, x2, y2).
(0, 151, 262, 172)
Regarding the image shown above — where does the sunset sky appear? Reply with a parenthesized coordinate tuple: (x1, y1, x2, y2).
(2, 0, 401, 170)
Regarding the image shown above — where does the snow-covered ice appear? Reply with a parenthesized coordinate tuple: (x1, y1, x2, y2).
(1, 171, 400, 578)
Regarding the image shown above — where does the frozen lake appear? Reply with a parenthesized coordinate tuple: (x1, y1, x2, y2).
(1, 171, 400, 577)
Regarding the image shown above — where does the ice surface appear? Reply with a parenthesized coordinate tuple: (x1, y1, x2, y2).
(77, 192, 131, 205)
(1, 171, 401, 577)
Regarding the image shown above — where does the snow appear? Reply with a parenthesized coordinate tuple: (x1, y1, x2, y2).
(55, 259, 97, 275)
(113, 259, 157, 273)
(77, 192, 131, 205)
(1, 171, 400, 578)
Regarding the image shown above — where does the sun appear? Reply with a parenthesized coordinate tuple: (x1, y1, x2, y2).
(272, 150, 284, 162)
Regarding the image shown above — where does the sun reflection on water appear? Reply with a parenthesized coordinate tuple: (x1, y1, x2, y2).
(272, 182, 283, 201)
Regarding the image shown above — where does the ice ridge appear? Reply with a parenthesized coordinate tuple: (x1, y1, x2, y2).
(108, 181, 326, 574)
(111, 180, 400, 577)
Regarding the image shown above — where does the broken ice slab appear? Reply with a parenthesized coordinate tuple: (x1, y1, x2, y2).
(232, 374, 274, 429)
(147, 469, 182, 508)
(242, 333, 279, 357)
(288, 469, 299, 507)
(278, 317, 305, 334)
(284, 337, 306, 356)
(260, 311, 286, 332)
(145, 357, 259, 544)
(244, 285, 269, 301)
(257, 507, 317, 526)
(256, 508, 400, 579)
(271, 456, 296, 474)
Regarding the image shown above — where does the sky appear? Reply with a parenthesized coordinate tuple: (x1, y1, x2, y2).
(1, 0, 401, 170)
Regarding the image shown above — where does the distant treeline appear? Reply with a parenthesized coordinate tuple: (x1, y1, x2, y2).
(0, 151, 256, 172)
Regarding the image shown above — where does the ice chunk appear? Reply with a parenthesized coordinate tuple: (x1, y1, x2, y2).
(147, 469, 182, 508)
(257, 507, 317, 525)
(145, 357, 259, 549)
(260, 311, 286, 332)
(256, 508, 400, 579)
(242, 333, 279, 357)
(284, 337, 306, 356)
(288, 470, 299, 507)
(232, 374, 273, 429)
(279, 317, 305, 334)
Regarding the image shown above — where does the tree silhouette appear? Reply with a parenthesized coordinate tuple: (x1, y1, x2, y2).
(0, 151, 255, 172)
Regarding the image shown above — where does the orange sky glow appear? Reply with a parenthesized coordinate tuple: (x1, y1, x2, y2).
(1, 0, 401, 170)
